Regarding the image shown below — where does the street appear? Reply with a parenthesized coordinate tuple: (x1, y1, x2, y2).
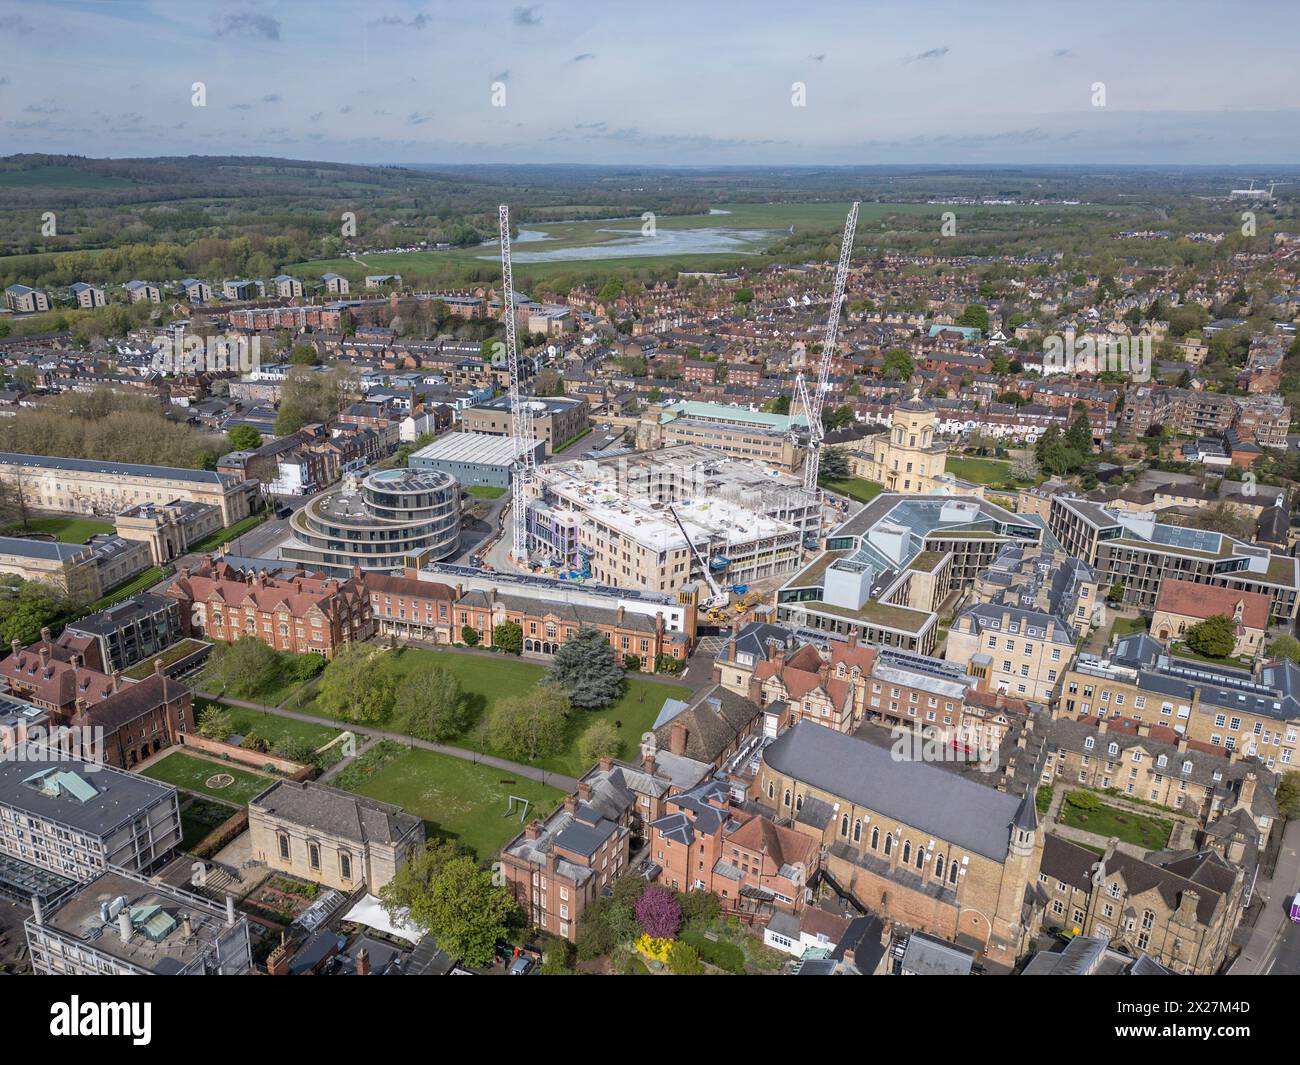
(1230, 818, 1300, 975)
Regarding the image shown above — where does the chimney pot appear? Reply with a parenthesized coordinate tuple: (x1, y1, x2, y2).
(355, 947, 371, 976)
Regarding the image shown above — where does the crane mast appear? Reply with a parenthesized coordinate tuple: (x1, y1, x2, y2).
(499, 204, 535, 563)
(796, 200, 859, 494)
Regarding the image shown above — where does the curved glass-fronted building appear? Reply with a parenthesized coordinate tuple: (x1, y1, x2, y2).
(281, 468, 461, 575)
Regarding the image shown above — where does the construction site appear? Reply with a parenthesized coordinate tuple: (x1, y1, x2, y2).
(524, 446, 819, 596)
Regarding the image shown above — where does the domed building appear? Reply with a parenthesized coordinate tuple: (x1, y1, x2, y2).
(280, 468, 461, 576)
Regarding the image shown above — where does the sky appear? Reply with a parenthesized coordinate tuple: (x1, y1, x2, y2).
(2, 0, 1299, 166)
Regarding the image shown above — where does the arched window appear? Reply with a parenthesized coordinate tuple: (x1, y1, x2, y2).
(949, 860, 959, 884)
(767, 781, 775, 800)
(869, 826, 878, 850)
(852, 819, 861, 843)
(783, 789, 791, 808)
(883, 834, 893, 856)
(795, 794, 803, 811)
(902, 841, 912, 864)
(916, 847, 924, 870)
(934, 854, 944, 880)
(277, 832, 290, 861)
(840, 814, 849, 837)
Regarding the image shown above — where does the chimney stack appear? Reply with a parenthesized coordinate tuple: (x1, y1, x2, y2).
(225, 895, 236, 928)
(599, 756, 614, 773)
(118, 909, 133, 944)
(355, 948, 371, 976)
(10, 638, 20, 660)
(525, 820, 542, 841)
(154, 657, 164, 676)
(670, 719, 688, 756)
(577, 782, 592, 802)
(181, 913, 194, 939)
(563, 794, 578, 815)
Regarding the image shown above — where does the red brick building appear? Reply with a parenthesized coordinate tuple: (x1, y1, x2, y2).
(0, 636, 193, 770)
(166, 559, 372, 658)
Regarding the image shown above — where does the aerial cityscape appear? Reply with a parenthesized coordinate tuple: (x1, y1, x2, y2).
(0, 0, 1296, 1022)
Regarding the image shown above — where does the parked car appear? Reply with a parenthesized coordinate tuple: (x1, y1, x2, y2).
(508, 955, 536, 975)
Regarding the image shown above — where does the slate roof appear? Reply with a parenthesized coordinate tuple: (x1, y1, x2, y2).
(653, 685, 761, 767)
(763, 721, 1022, 861)
(251, 780, 421, 846)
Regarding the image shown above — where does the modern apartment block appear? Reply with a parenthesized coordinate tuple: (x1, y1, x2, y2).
(1048, 495, 1300, 623)
(776, 494, 1043, 653)
(461, 393, 590, 455)
(61, 593, 185, 674)
(0, 747, 181, 902)
(25, 867, 252, 975)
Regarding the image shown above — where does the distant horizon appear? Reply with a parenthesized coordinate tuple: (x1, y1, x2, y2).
(3, 0, 1298, 165)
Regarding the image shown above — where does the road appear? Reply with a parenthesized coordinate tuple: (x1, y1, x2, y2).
(1230, 817, 1300, 974)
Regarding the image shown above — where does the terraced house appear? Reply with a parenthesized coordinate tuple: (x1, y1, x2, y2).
(1060, 633, 1300, 772)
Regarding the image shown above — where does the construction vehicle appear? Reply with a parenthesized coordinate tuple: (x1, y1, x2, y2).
(667, 503, 728, 608)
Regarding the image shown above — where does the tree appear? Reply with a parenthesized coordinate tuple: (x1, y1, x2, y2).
(380, 840, 519, 967)
(634, 886, 681, 939)
(271, 734, 318, 764)
(1184, 615, 1236, 659)
(820, 446, 850, 481)
(622, 652, 642, 673)
(1107, 580, 1126, 604)
(288, 344, 319, 366)
(544, 627, 625, 710)
(1276, 771, 1300, 820)
(0, 578, 67, 645)
(488, 683, 571, 761)
(959, 304, 990, 333)
(1268, 635, 1300, 664)
(1010, 454, 1039, 482)
(196, 705, 234, 741)
(394, 664, 471, 742)
(667, 941, 704, 975)
(461, 624, 479, 646)
(204, 637, 281, 700)
(316, 643, 396, 723)
(226, 425, 262, 452)
(492, 621, 523, 655)
(733, 288, 754, 304)
(578, 719, 621, 764)
(882, 348, 914, 381)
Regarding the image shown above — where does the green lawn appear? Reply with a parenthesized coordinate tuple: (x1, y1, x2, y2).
(140, 749, 274, 805)
(819, 477, 884, 504)
(188, 513, 267, 554)
(79, 566, 165, 615)
(294, 646, 691, 776)
(340, 743, 564, 859)
(945, 456, 1030, 489)
(1057, 793, 1173, 850)
(2, 516, 114, 543)
(466, 485, 507, 500)
(1109, 615, 1150, 639)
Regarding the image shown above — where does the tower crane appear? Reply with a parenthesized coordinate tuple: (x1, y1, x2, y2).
(499, 204, 535, 564)
(793, 201, 859, 495)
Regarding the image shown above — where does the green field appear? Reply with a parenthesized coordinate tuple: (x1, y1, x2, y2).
(140, 749, 274, 805)
(341, 743, 563, 859)
(197, 699, 344, 752)
(295, 646, 691, 776)
(0, 165, 134, 189)
(289, 201, 1071, 281)
(2, 517, 114, 543)
(820, 477, 884, 504)
(465, 485, 507, 500)
(1057, 793, 1173, 850)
